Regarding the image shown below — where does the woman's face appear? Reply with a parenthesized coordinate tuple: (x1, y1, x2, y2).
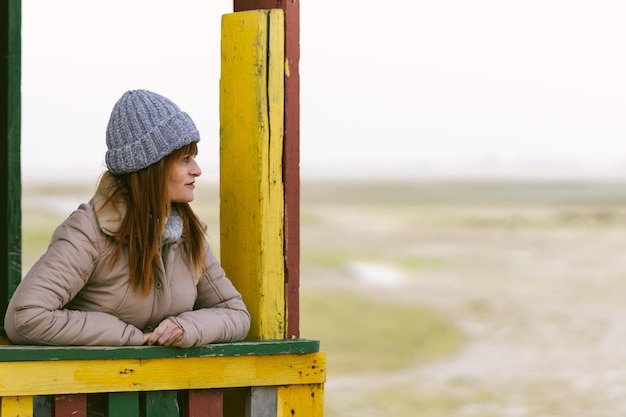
(167, 152, 202, 203)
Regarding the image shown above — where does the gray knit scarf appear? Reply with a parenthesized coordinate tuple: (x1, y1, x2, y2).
(162, 208, 183, 244)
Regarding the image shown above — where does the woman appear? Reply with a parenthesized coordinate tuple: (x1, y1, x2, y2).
(4, 89, 250, 347)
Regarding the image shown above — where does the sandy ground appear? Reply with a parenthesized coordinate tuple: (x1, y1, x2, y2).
(299, 181, 626, 416)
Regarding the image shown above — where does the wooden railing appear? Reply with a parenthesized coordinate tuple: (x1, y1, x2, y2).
(0, 339, 325, 416)
(0, 7, 322, 417)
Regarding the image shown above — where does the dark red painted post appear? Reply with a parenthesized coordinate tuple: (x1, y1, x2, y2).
(233, 0, 301, 338)
(53, 394, 87, 417)
(185, 389, 224, 417)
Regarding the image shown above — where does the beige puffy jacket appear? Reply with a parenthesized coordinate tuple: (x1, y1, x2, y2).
(4, 179, 250, 347)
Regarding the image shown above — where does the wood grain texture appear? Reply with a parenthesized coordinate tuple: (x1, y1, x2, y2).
(0, 395, 32, 417)
(233, 0, 302, 339)
(108, 392, 140, 417)
(53, 394, 86, 417)
(185, 389, 223, 417)
(248, 386, 277, 417)
(0, 352, 326, 396)
(277, 384, 324, 417)
(145, 391, 179, 417)
(220, 10, 286, 340)
(0, 339, 319, 362)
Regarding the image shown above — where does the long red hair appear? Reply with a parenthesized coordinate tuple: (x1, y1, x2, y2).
(100, 142, 206, 295)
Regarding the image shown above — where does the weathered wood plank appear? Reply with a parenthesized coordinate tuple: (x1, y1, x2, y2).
(108, 392, 139, 417)
(220, 9, 286, 340)
(0, 0, 22, 344)
(145, 391, 179, 417)
(185, 389, 223, 417)
(247, 386, 276, 417)
(0, 395, 33, 417)
(0, 339, 319, 362)
(0, 352, 326, 396)
(233, 0, 302, 339)
(277, 384, 324, 417)
(53, 394, 86, 417)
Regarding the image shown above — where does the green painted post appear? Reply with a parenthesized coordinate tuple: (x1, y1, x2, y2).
(0, 0, 21, 341)
(109, 392, 140, 417)
(144, 391, 180, 417)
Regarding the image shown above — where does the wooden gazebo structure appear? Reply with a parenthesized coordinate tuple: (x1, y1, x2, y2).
(0, 1, 325, 416)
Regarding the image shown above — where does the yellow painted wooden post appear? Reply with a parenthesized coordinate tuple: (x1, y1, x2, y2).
(278, 384, 324, 417)
(1, 395, 33, 417)
(220, 9, 286, 340)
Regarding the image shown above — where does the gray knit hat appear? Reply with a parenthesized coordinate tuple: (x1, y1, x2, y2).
(105, 89, 200, 174)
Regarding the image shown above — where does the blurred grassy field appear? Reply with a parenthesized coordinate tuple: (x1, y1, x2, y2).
(21, 179, 626, 416)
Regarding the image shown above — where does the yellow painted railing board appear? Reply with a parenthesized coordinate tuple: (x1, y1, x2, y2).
(278, 384, 324, 417)
(220, 9, 286, 341)
(0, 395, 33, 417)
(0, 353, 325, 397)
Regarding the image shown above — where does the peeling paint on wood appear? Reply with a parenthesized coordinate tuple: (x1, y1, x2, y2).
(220, 10, 286, 340)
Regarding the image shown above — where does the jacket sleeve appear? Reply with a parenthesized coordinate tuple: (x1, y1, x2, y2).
(173, 244, 251, 347)
(3, 206, 146, 346)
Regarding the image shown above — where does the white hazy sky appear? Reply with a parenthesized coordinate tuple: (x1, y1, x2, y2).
(21, 0, 626, 181)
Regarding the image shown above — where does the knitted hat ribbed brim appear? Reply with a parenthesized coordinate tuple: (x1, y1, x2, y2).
(105, 89, 200, 174)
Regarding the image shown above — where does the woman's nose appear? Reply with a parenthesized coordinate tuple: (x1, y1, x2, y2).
(192, 159, 202, 177)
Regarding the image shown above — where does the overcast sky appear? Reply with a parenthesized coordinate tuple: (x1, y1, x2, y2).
(21, 1, 626, 181)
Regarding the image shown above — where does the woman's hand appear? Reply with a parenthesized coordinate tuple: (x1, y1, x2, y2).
(144, 318, 184, 346)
